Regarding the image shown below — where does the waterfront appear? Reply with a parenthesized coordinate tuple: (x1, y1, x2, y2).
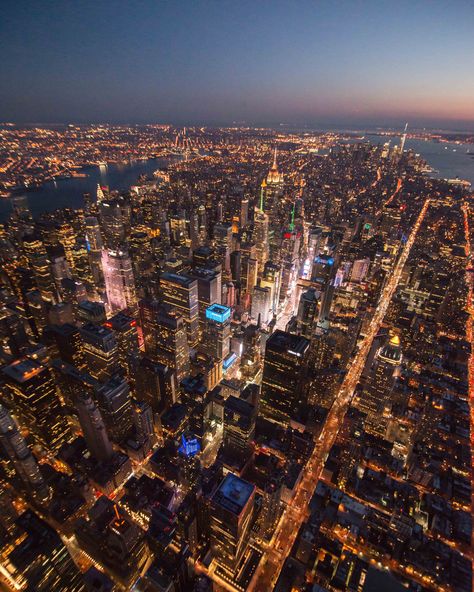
(0, 157, 178, 222)
(364, 134, 474, 184)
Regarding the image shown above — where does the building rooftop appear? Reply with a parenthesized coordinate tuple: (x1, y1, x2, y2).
(378, 335, 402, 365)
(302, 288, 319, 303)
(80, 322, 114, 339)
(213, 473, 255, 516)
(2, 358, 44, 383)
(106, 311, 136, 331)
(47, 323, 79, 336)
(266, 330, 310, 357)
(189, 267, 220, 280)
(78, 300, 106, 313)
(224, 395, 254, 417)
(160, 272, 196, 288)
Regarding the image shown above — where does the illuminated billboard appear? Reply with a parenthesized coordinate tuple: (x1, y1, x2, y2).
(223, 352, 237, 370)
(314, 255, 334, 266)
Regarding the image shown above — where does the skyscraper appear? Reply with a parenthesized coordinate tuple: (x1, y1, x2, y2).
(95, 375, 133, 444)
(85, 216, 104, 288)
(0, 404, 49, 500)
(240, 198, 249, 228)
(357, 334, 402, 436)
(253, 209, 269, 274)
(264, 148, 285, 261)
(57, 223, 77, 271)
(80, 322, 120, 381)
(260, 330, 310, 426)
(201, 304, 231, 360)
(266, 146, 284, 187)
(187, 267, 222, 333)
(262, 261, 282, 316)
(105, 311, 139, 380)
(131, 398, 154, 442)
(223, 395, 256, 460)
(99, 197, 131, 249)
(22, 235, 57, 304)
(210, 473, 255, 573)
(129, 230, 153, 295)
(134, 356, 178, 415)
(213, 222, 233, 273)
(44, 323, 85, 368)
(399, 122, 408, 156)
(139, 300, 190, 384)
(71, 240, 95, 290)
(2, 359, 70, 452)
(75, 391, 113, 461)
(102, 248, 137, 314)
(296, 287, 319, 337)
(5, 510, 85, 592)
(251, 285, 272, 325)
(159, 273, 199, 347)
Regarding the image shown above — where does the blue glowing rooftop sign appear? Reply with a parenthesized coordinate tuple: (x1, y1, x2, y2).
(206, 304, 231, 324)
(223, 352, 237, 370)
(178, 434, 201, 457)
(314, 255, 334, 266)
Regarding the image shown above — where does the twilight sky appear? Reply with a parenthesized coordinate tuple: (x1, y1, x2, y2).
(1, 0, 473, 129)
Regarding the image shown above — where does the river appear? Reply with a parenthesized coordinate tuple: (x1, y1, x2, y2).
(0, 157, 178, 222)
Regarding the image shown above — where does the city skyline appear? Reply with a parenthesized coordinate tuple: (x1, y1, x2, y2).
(0, 121, 471, 592)
(1, 0, 473, 129)
(0, 2, 473, 591)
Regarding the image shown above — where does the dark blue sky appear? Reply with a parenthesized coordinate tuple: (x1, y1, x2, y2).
(1, 0, 473, 128)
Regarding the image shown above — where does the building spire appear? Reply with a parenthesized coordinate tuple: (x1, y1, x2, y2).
(272, 145, 278, 170)
(97, 183, 105, 203)
(399, 123, 408, 155)
(266, 146, 283, 185)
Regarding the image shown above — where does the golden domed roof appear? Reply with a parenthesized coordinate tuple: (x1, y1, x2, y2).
(378, 333, 402, 365)
(389, 334, 400, 346)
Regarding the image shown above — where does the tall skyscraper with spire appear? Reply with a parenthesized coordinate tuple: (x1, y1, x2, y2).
(266, 146, 284, 186)
(263, 146, 285, 263)
(96, 183, 107, 203)
(357, 333, 403, 436)
(263, 147, 284, 214)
